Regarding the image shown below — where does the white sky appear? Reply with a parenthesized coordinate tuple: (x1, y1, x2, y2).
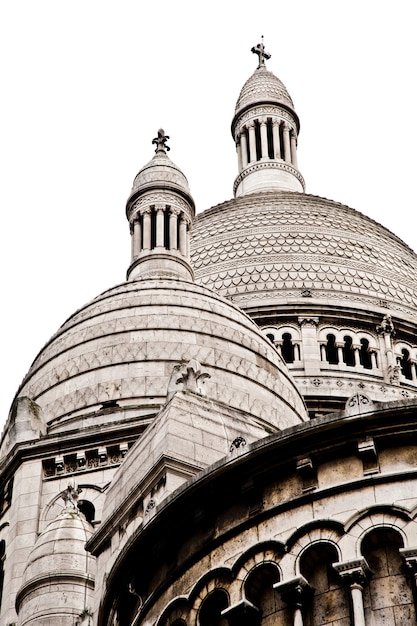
(1, 1, 416, 430)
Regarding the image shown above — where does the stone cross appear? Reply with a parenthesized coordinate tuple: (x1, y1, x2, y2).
(251, 37, 271, 68)
(152, 128, 170, 153)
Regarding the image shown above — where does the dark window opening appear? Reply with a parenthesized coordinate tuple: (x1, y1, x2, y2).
(325, 334, 338, 364)
(267, 119, 274, 158)
(400, 348, 413, 380)
(282, 332, 295, 363)
(164, 206, 170, 249)
(359, 338, 372, 369)
(255, 120, 262, 161)
(78, 500, 95, 525)
(342, 335, 355, 366)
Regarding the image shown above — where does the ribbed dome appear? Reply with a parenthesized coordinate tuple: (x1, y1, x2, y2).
(13, 277, 307, 434)
(128, 150, 193, 207)
(234, 66, 295, 116)
(191, 192, 417, 319)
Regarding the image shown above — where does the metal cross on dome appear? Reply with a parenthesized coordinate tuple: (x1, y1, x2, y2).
(251, 37, 271, 68)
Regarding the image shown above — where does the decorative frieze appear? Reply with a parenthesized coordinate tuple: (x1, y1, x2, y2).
(43, 442, 134, 478)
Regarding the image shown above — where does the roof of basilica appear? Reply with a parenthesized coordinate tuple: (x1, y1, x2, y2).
(191, 191, 417, 319)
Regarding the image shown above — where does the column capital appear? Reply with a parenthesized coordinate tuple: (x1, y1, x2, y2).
(141, 206, 152, 216)
(298, 316, 319, 328)
(400, 547, 417, 573)
(283, 121, 291, 131)
(221, 599, 260, 626)
(169, 206, 180, 217)
(333, 557, 370, 586)
(273, 575, 312, 607)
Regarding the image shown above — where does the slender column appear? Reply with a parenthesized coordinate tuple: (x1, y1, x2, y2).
(240, 130, 248, 168)
(336, 342, 344, 365)
(260, 118, 268, 159)
(290, 131, 298, 168)
(371, 351, 378, 369)
(179, 216, 187, 256)
(273, 576, 312, 626)
(272, 120, 281, 159)
(411, 360, 417, 381)
(353, 345, 361, 367)
(283, 122, 291, 162)
(130, 222, 135, 259)
(169, 208, 179, 250)
(333, 558, 370, 626)
(248, 122, 256, 163)
(142, 208, 151, 250)
(132, 218, 141, 257)
(155, 205, 165, 248)
(236, 136, 243, 171)
(320, 343, 327, 361)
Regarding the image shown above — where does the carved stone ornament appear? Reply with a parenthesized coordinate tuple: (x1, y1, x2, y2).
(176, 359, 211, 395)
(62, 477, 81, 511)
(230, 436, 247, 452)
(376, 313, 396, 336)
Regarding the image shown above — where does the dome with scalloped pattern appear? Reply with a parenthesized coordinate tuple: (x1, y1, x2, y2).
(190, 191, 417, 320)
(234, 65, 295, 117)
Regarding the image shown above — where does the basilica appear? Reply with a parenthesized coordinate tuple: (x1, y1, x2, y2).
(2, 43, 417, 626)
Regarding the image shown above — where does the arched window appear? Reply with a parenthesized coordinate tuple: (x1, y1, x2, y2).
(359, 338, 373, 369)
(400, 349, 413, 380)
(78, 500, 95, 524)
(199, 590, 229, 626)
(361, 528, 416, 623)
(245, 563, 282, 626)
(282, 333, 295, 364)
(325, 334, 338, 364)
(300, 543, 349, 626)
(342, 335, 355, 366)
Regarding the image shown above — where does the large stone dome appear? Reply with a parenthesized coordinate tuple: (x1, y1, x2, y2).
(191, 191, 417, 320)
(12, 277, 307, 436)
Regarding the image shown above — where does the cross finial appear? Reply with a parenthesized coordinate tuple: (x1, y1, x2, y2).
(251, 36, 271, 69)
(152, 128, 170, 153)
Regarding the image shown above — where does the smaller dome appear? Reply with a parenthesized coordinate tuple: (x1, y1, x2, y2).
(128, 150, 193, 206)
(235, 66, 295, 116)
(16, 505, 95, 624)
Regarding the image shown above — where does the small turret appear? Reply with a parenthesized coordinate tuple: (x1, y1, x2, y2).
(232, 41, 305, 196)
(126, 129, 195, 281)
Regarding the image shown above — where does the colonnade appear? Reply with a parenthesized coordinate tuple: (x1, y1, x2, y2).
(130, 204, 189, 261)
(236, 118, 298, 170)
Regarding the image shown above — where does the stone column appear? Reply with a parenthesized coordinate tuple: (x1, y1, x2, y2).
(169, 208, 179, 250)
(283, 122, 291, 163)
(273, 576, 312, 626)
(333, 558, 370, 626)
(260, 118, 268, 159)
(236, 136, 243, 171)
(142, 208, 151, 251)
(132, 218, 141, 258)
(155, 205, 165, 249)
(179, 216, 187, 256)
(248, 122, 256, 163)
(336, 342, 344, 365)
(290, 131, 298, 168)
(320, 343, 327, 361)
(298, 317, 321, 375)
(241, 130, 248, 168)
(272, 120, 281, 159)
(400, 548, 417, 591)
(353, 345, 361, 367)
(370, 351, 378, 369)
